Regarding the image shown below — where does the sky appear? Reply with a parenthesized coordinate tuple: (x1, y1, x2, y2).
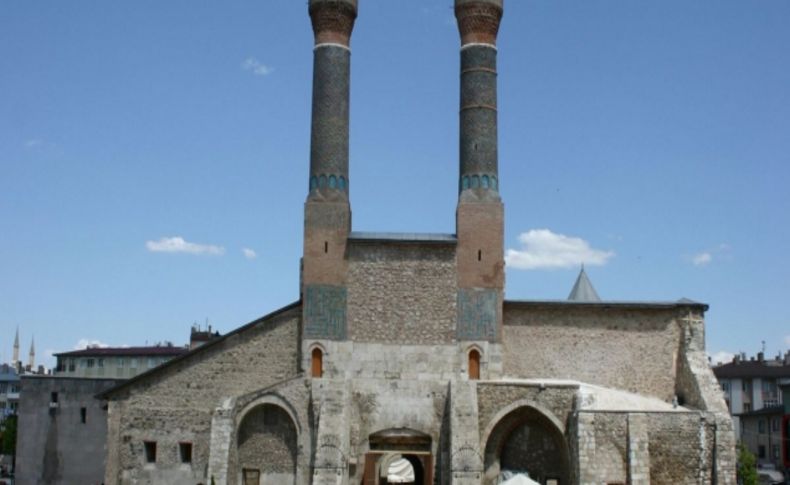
(1, 0, 788, 368)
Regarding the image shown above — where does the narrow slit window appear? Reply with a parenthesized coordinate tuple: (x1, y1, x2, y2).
(179, 442, 193, 463)
(477, 250, 482, 261)
(324, 241, 328, 253)
(144, 441, 157, 463)
(50, 392, 58, 403)
(80, 407, 87, 424)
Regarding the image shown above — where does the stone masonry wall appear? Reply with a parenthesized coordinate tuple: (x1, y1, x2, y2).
(347, 242, 457, 344)
(105, 305, 301, 485)
(503, 304, 682, 400)
(16, 377, 122, 485)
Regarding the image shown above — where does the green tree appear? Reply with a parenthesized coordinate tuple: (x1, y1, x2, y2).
(737, 443, 758, 485)
(0, 415, 16, 455)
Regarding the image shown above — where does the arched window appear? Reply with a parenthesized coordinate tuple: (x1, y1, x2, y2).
(311, 347, 323, 378)
(468, 349, 481, 380)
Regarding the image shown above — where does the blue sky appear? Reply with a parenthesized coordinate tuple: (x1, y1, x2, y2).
(1, 1, 788, 367)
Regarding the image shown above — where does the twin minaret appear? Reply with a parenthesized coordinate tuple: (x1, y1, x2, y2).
(303, 0, 505, 340)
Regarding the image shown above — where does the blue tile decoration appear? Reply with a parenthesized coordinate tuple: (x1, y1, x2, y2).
(457, 289, 498, 340)
(305, 285, 347, 340)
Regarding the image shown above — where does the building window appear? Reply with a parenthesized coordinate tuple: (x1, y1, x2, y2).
(50, 392, 58, 404)
(468, 349, 481, 380)
(118, 358, 126, 367)
(311, 348, 323, 378)
(144, 441, 157, 463)
(758, 445, 766, 459)
(68, 359, 75, 372)
(86, 359, 95, 368)
(721, 381, 730, 392)
(771, 418, 780, 432)
(179, 442, 193, 463)
(148, 357, 156, 368)
(773, 444, 780, 460)
(97, 358, 104, 368)
(130, 358, 138, 368)
(743, 403, 752, 413)
(759, 419, 766, 434)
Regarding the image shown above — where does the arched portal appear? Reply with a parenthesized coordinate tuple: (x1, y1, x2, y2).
(237, 403, 298, 485)
(483, 405, 570, 485)
(363, 429, 433, 485)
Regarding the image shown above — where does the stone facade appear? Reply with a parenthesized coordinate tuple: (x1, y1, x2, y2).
(101, 0, 736, 484)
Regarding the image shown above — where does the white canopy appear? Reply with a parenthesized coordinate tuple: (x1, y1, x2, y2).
(387, 458, 416, 483)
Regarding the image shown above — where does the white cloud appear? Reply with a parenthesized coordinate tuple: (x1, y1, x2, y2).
(146, 236, 225, 256)
(708, 350, 735, 366)
(692, 252, 712, 266)
(74, 339, 110, 350)
(242, 57, 273, 76)
(242, 248, 257, 259)
(505, 229, 615, 270)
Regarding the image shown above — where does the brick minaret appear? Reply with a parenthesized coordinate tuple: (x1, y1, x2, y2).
(454, 0, 505, 342)
(302, 0, 357, 341)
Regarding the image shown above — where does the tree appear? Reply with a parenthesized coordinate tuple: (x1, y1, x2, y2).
(737, 443, 758, 485)
(0, 415, 16, 455)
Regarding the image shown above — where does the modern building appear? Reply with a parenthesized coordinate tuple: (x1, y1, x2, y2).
(99, 1, 735, 484)
(713, 352, 790, 431)
(54, 344, 189, 379)
(0, 365, 20, 419)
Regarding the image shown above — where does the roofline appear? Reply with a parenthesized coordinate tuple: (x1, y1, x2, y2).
(20, 375, 124, 383)
(504, 299, 709, 311)
(348, 232, 457, 245)
(53, 348, 188, 357)
(97, 300, 301, 399)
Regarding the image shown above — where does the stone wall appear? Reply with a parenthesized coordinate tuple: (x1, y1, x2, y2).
(16, 377, 122, 485)
(237, 404, 298, 483)
(346, 241, 457, 344)
(503, 303, 684, 400)
(303, 340, 503, 382)
(104, 304, 301, 485)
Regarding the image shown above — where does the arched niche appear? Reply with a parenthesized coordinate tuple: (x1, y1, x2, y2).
(236, 403, 298, 485)
(482, 403, 570, 485)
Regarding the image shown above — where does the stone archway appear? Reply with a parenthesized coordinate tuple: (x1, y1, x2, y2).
(363, 429, 433, 485)
(236, 403, 298, 485)
(483, 405, 570, 485)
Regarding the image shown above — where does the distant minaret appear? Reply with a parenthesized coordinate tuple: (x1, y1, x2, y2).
(12, 327, 19, 365)
(28, 336, 35, 369)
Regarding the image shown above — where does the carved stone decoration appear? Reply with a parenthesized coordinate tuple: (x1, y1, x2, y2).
(309, 0, 358, 46)
(452, 443, 484, 473)
(455, 2, 503, 45)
